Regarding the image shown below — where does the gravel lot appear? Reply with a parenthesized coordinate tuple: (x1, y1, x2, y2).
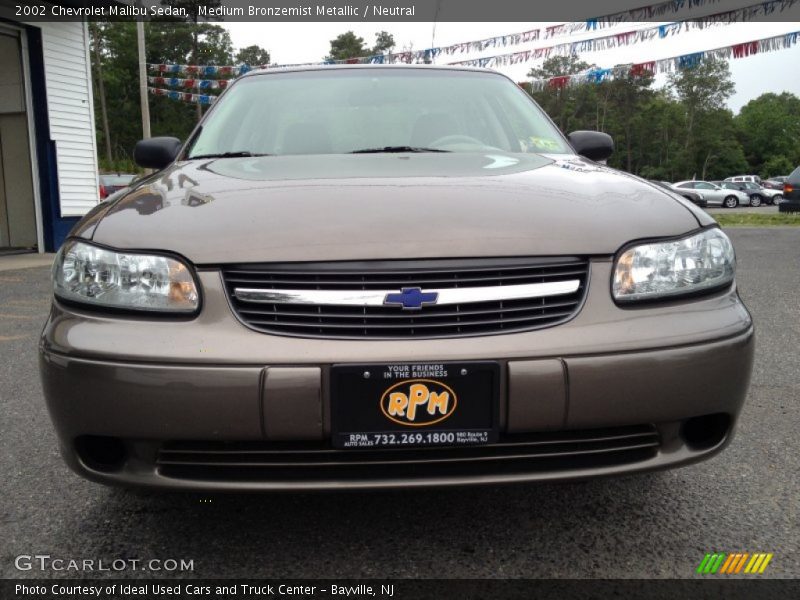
(1, 228, 798, 580)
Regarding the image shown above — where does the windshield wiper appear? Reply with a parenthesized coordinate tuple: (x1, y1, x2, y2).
(189, 151, 273, 159)
(350, 146, 449, 154)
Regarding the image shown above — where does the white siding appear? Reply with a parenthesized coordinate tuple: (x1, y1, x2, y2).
(38, 22, 99, 217)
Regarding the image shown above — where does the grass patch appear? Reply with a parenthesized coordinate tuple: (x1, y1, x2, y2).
(713, 212, 800, 227)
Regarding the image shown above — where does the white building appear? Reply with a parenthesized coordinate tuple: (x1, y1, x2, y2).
(1, 4, 100, 252)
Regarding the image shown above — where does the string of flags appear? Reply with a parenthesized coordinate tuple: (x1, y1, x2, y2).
(148, 87, 217, 105)
(547, 0, 724, 36)
(287, 0, 731, 66)
(148, 64, 251, 76)
(146, 0, 787, 77)
(144, 0, 797, 106)
(148, 76, 231, 90)
(528, 30, 800, 90)
(448, 0, 797, 68)
(146, 67, 240, 105)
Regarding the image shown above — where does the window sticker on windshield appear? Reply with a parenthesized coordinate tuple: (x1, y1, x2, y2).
(521, 137, 562, 152)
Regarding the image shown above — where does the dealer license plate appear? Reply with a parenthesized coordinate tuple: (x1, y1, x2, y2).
(330, 362, 499, 449)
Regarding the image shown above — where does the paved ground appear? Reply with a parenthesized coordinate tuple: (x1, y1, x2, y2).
(1, 228, 798, 580)
(0, 252, 53, 272)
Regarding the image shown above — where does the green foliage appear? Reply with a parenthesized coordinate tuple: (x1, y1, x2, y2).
(735, 92, 800, 176)
(667, 60, 739, 179)
(668, 59, 735, 115)
(326, 30, 396, 61)
(691, 108, 749, 180)
(714, 212, 800, 227)
(528, 56, 592, 80)
(528, 57, 595, 132)
(99, 157, 140, 174)
(236, 45, 271, 66)
(372, 31, 396, 55)
(760, 155, 795, 179)
(598, 72, 656, 173)
(327, 31, 367, 61)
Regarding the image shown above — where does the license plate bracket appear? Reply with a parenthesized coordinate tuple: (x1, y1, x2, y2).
(330, 362, 499, 449)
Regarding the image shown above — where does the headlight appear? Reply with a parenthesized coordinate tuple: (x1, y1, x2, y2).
(613, 228, 735, 303)
(54, 240, 199, 313)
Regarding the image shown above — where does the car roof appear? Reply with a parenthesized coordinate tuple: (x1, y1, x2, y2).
(238, 63, 502, 79)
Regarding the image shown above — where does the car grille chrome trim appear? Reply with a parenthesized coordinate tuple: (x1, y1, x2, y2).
(221, 257, 590, 339)
(234, 280, 581, 307)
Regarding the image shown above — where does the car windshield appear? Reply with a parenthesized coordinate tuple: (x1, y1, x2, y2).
(186, 68, 572, 157)
(101, 175, 135, 186)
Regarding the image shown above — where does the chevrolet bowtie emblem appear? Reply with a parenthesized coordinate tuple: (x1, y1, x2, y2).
(383, 287, 439, 310)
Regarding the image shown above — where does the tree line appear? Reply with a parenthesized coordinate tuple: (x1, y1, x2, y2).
(524, 56, 800, 181)
(90, 24, 799, 180)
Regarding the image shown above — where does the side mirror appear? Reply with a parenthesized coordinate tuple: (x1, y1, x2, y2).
(567, 131, 614, 162)
(133, 137, 182, 170)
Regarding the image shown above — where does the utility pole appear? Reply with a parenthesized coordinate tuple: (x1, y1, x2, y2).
(136, 20, 151, 140)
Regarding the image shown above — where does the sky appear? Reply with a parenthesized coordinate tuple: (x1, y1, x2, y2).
(222, 20, 800, 113)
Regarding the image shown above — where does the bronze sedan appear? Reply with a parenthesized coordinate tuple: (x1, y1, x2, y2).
(40, 66, 753, 490)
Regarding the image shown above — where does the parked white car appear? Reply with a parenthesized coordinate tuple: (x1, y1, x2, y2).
(725, 175, 762, 185)
(673, 181, 749, 208)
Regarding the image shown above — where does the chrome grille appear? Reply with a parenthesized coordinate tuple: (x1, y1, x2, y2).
(221, 257, 589, 339)
(156, 425, 659, 482)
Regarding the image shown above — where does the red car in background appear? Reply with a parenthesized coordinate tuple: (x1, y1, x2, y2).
(779, 168, 799, 212)
(98, 174, 136, 199)
(762, 177, 788, 190)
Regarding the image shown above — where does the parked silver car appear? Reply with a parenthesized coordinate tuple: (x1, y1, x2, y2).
(713, 181, 782, 206)
(673, 181, 749, 208)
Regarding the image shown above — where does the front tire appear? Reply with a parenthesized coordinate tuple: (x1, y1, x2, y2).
(724, 195, 739, 209)
(772, 194, 783, 205)
(749, 195, 762, 207)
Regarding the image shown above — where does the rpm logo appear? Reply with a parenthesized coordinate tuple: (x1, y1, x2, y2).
(380, 379, 457, 427)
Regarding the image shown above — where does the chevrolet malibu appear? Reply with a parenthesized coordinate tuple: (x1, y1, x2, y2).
(40, 66, 754, 490)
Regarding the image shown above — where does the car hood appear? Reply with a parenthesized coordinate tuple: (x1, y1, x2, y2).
(87, 153, 707, 264)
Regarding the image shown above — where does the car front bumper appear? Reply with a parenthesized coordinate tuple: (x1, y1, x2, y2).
(39, 261, 755, 490)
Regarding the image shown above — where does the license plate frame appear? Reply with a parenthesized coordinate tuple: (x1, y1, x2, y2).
(330, 362, 500, 450)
